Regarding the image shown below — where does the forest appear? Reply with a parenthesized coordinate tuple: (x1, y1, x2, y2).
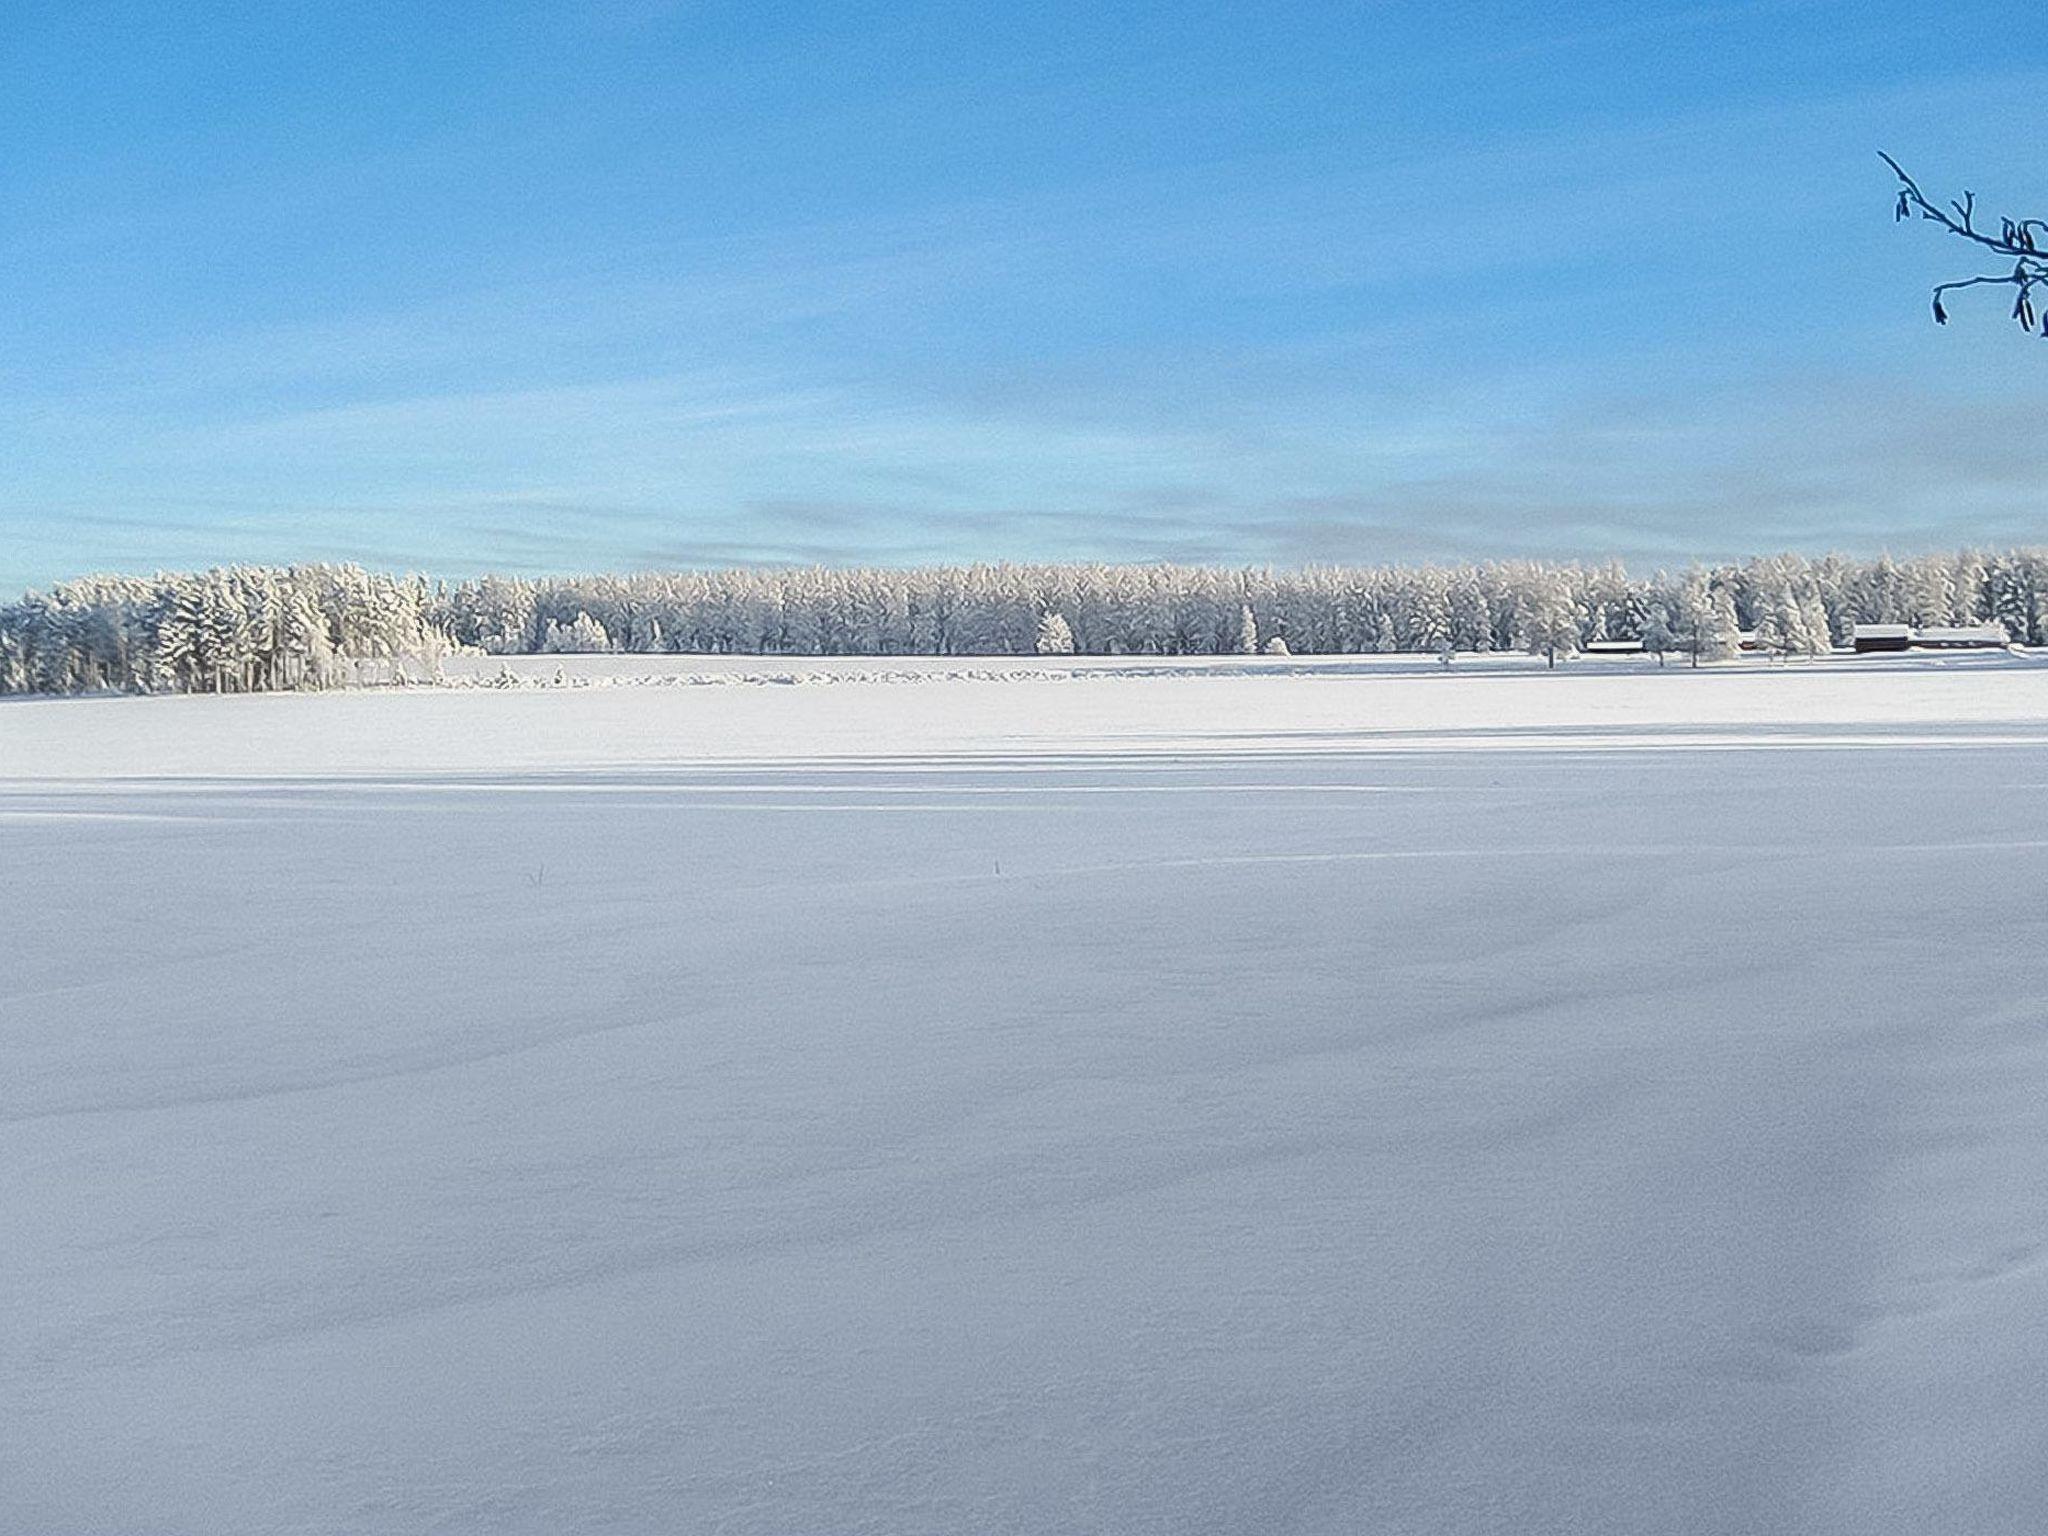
(3, 549, 2041, 695)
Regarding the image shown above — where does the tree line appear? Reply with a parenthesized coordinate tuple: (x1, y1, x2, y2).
(3, 549, 2040, 695)
(0, 565, 446, 695)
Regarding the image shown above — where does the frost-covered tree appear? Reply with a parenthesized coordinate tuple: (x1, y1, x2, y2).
(1371, 609, 1399, 655)
(1752, 586, 1795, 657)
(1235, 604, 1259, 655)
(541, 612, 613, 654)
(1642, 608, 1673, 666)
(1034, 611, 1076, 655)
(1988, 555, 2039, 644)
(1798, 592, 1833, 655)
(1908, 561, 1958, 629)
(1409, 570, 1453, 655)
(1674, 571, 1739, 667)
(1515, 570, 1579, 668)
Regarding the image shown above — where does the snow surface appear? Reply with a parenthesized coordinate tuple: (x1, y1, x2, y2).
(7, 654, 2048, 1534)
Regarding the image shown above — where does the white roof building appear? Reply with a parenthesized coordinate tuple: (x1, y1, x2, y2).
(1912, 625, 2009, 647)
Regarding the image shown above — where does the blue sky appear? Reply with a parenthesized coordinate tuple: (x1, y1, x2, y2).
(3, 0, 2043, 592)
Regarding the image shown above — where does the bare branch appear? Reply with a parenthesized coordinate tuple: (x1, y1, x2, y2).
(1883, 152, 2048, 334)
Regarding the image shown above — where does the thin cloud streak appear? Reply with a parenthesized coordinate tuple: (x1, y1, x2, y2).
(8, 357, 2047, 591)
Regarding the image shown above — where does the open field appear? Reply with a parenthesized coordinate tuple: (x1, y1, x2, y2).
(7, 656, 2048, 1533)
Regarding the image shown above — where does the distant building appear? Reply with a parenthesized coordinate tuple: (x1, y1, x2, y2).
(1850, 623, 2009, 653)
(1911, 625, 2009, 650)
(1583, 637, 1645, 655)
(1852, 624, 1913, 653)
(1735, 630, 1762, 652)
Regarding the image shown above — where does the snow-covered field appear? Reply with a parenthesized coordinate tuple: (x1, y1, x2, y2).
(7, 655, 2048, 1534)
